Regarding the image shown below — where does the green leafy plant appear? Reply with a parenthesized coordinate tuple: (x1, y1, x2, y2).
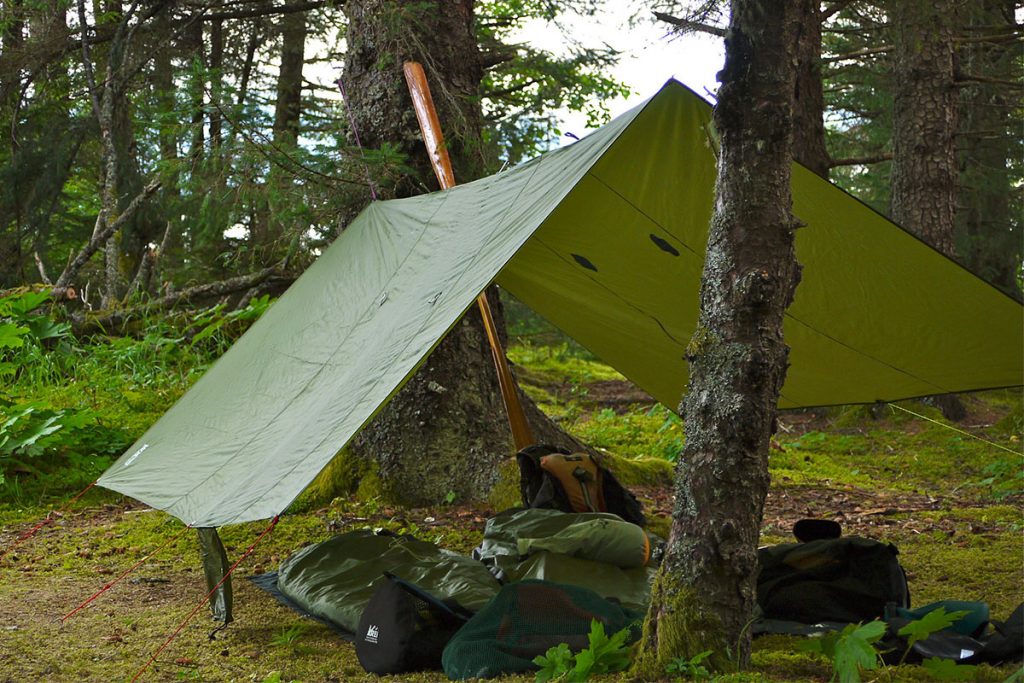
(665, 650, 713, 680)
(975, 458, 1024, 500)
(190, 295, 272, 353)
(532, 619, 632, 682)
(921, 657, 978, 681)
(0, 289, 72, 382)
(260, 673, 298, 683)
(269, 623, 314, 655)
(896, 607, 969, 665)
(799, 620, 887, 683)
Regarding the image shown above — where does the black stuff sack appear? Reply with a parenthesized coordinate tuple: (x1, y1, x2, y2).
(355, 572, 474, 675)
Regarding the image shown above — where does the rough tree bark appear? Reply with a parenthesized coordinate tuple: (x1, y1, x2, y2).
(340, 0, 576, 505)
(633, 0, 803, 673)
(792, 0, 829, 177)
(890, 0, 959, 256)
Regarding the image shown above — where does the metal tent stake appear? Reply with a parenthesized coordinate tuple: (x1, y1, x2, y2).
(402, 60, 534, 451)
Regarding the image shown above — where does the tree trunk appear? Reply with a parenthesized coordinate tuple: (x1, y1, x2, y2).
(186, 16, 204, 164)
(890, 0, 967, 420)
(956, 0, 1020, 297)
(209, 18, 224, 150)
(342, 0, 548, 506)
(252, 2, 307, 258)
(890, 0, 959, 255)
(633, 0, 802, 674)
(792, 0, 829, 177)
(272, 5, 305, 148)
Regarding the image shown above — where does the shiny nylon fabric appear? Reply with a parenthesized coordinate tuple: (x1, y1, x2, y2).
(98, 81, 1023, 527)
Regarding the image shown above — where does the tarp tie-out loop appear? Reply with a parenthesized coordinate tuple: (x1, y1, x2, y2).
(887, 403, 1021, 456)
(130, 515, 281, 683)
(335, 75, 378, 201)
(61, 522, 193, 625)
(0, 480, 97, 564)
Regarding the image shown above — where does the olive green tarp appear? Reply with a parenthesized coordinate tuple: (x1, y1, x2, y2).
(98, 80, 1023, 528)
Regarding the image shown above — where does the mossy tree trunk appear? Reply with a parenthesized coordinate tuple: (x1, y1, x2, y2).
(633, 0, 802, 674)
(340, 0, 573, 506)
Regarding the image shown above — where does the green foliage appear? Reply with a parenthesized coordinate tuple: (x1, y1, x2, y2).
(0, 290, 72, 382)
(574, 404, 684, 462)
(476, 0, 629, 162)
(799, 621, 886, 683)
(270, 624, 312, 655)
(532, 619, 632, 682)
(535, 642, 575, 682)
(665, 650, 713, 680)
(189, 295, 273, 354)
(897, 607, 969, 654)
(973, 458, 1024, 500)
(260, 673, 298, 683)
(800, 610, 978, 683)
(921, 657, 978, 682)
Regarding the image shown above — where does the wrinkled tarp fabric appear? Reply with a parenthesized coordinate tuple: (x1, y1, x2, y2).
(98, 81, 1023, 527)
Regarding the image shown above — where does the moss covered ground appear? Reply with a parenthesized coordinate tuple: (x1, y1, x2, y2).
(1, 341, 1021, 682)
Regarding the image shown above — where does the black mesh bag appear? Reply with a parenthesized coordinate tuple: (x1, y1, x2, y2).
(441, 579, 641, 680)
(355, 572, 474, 675)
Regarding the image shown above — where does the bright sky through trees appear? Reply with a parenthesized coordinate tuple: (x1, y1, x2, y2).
(512, 8, 724, 145)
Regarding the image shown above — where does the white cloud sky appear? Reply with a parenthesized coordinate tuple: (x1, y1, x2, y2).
(512, 8, 725, 145)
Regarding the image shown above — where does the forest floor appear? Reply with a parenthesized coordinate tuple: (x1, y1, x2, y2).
(0, 343, 1022, 683)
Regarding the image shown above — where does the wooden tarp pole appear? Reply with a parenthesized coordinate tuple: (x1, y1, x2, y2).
(402, 60, 534, 451)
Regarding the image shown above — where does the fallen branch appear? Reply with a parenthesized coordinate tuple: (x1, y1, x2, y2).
(70, 266, 290, 336)
(52, 179, 161, 299)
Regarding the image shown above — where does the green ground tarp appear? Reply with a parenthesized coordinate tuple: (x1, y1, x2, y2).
(98, 80, 1023, 528)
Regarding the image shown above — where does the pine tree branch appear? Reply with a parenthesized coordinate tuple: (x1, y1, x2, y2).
(823, 45, 892, 63)
(652, 11, 727, 37)
(954, 74, 1024, 88)
(828, 151, 893, 167)
(203, 0, 328, 21)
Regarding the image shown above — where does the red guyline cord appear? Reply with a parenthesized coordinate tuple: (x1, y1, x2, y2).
(130, 515, 281, 683)
(61, 523, 193, 624)
(0, 480, 97, 564)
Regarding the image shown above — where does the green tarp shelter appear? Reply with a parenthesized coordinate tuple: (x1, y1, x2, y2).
(98, 80, 1023, 528)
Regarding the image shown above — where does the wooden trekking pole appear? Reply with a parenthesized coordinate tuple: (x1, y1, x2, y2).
(402, 60, 534, 452)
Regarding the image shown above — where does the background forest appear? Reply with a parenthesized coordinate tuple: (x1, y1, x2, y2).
(0, 1, 1021, 681)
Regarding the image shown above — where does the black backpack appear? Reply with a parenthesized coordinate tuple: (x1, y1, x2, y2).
(516, 444, 646, 527)
(756, 536, 910, 626)
(355, 572, 474, 674)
